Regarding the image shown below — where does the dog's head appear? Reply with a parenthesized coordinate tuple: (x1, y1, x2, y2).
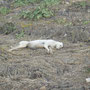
(56, 42, 63, 49)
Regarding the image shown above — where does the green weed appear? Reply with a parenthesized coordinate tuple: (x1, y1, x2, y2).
(87, 68, 90, 73)
(14, 0, 41, 7)
(79, 1, 86, 8)
(83, 20, 90, 25)
(20, 0, 62, 20)
(20, 0, 61, 20)
(28, 0, 42, 4)
(55, 18, 66, 24)
(0, 7, 10, 15)
(20, 7, 53, 20)
(14, 0, 61, 7)
(84, 66, 90, 73)
(72, 1, 87, 9)
(15, 30, 25, 39)
(55, 18, 73, 26)
(14, 0, 26, 7)
(44, 0, 61, 6)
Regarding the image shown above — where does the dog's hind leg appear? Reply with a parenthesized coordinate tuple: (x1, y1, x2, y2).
(8, 44, 27, 52)
(8, 41, 29, 52)
(8, 45, 24, 52)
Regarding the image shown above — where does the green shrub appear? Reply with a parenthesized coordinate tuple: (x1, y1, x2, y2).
(20, 7, 53, 20)
(20, 0, 62, 20)
(0, 7, 10, 15)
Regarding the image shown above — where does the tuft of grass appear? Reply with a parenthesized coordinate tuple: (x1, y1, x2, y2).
(20, 7, 53, 20)
(72, 1, 87, 9)
(28, 0, 42, 4)
(79, 1, 87, 8)
(15, 30, 25, 39)
(14, 0, 61, 7)
(55, 18, 66, 24)
(83, 20, 90, 25)
(87, 68, 90, 73)
(44, 0, 61, 6)
(20, 0, 62, 20)
(13, 0, 42, 7)
(84, 66, 90, 73)
(0, 7, 10, 15)
(55, 18, 73, 26)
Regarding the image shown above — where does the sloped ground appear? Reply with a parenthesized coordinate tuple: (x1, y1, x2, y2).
(0, 0, 90, 90)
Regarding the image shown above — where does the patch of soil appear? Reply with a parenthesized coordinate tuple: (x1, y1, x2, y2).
(0, 22, 16, 35)
(67, 1, 90, 12)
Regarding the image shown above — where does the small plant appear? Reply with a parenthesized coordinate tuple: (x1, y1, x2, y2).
(44, 0, 61, 6)
(20, 0, 62, 20)
(55, 18, 66, 24)
(72, 1, 87, 9)
(20, 7, 53, 20)
(14, 0, 41, 7)
(86, 68, 90, 73)
(84, 66, 90, 73)
(0, 7, 10, 15)
(15, 30, 25, 39)
(28, 0, 42, 4)
(79, 1, 86, 8)
(55, 18, 73, 26)
(83, 20, 90, 25)
(14, 0, 26, 7)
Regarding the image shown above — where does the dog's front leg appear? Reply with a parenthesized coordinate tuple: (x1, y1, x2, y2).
(48, 47, 53, 54)
(44, 45, 50, 54)
(8, 44, 26, 52)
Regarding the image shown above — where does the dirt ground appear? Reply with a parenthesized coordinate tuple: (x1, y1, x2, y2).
(0, 0, 90, 90)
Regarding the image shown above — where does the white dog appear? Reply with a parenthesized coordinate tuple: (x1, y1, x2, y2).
(9, 39, 63, 54)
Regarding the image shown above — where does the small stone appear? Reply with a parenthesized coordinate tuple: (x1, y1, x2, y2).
(40, 86, 46, 90)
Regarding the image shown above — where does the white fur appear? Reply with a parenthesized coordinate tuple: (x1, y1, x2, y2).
(9, 39, 63, 54)
(86, 78, 90, 83)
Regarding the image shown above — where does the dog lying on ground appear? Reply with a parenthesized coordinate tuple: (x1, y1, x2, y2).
(8, 39, 63, 54)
